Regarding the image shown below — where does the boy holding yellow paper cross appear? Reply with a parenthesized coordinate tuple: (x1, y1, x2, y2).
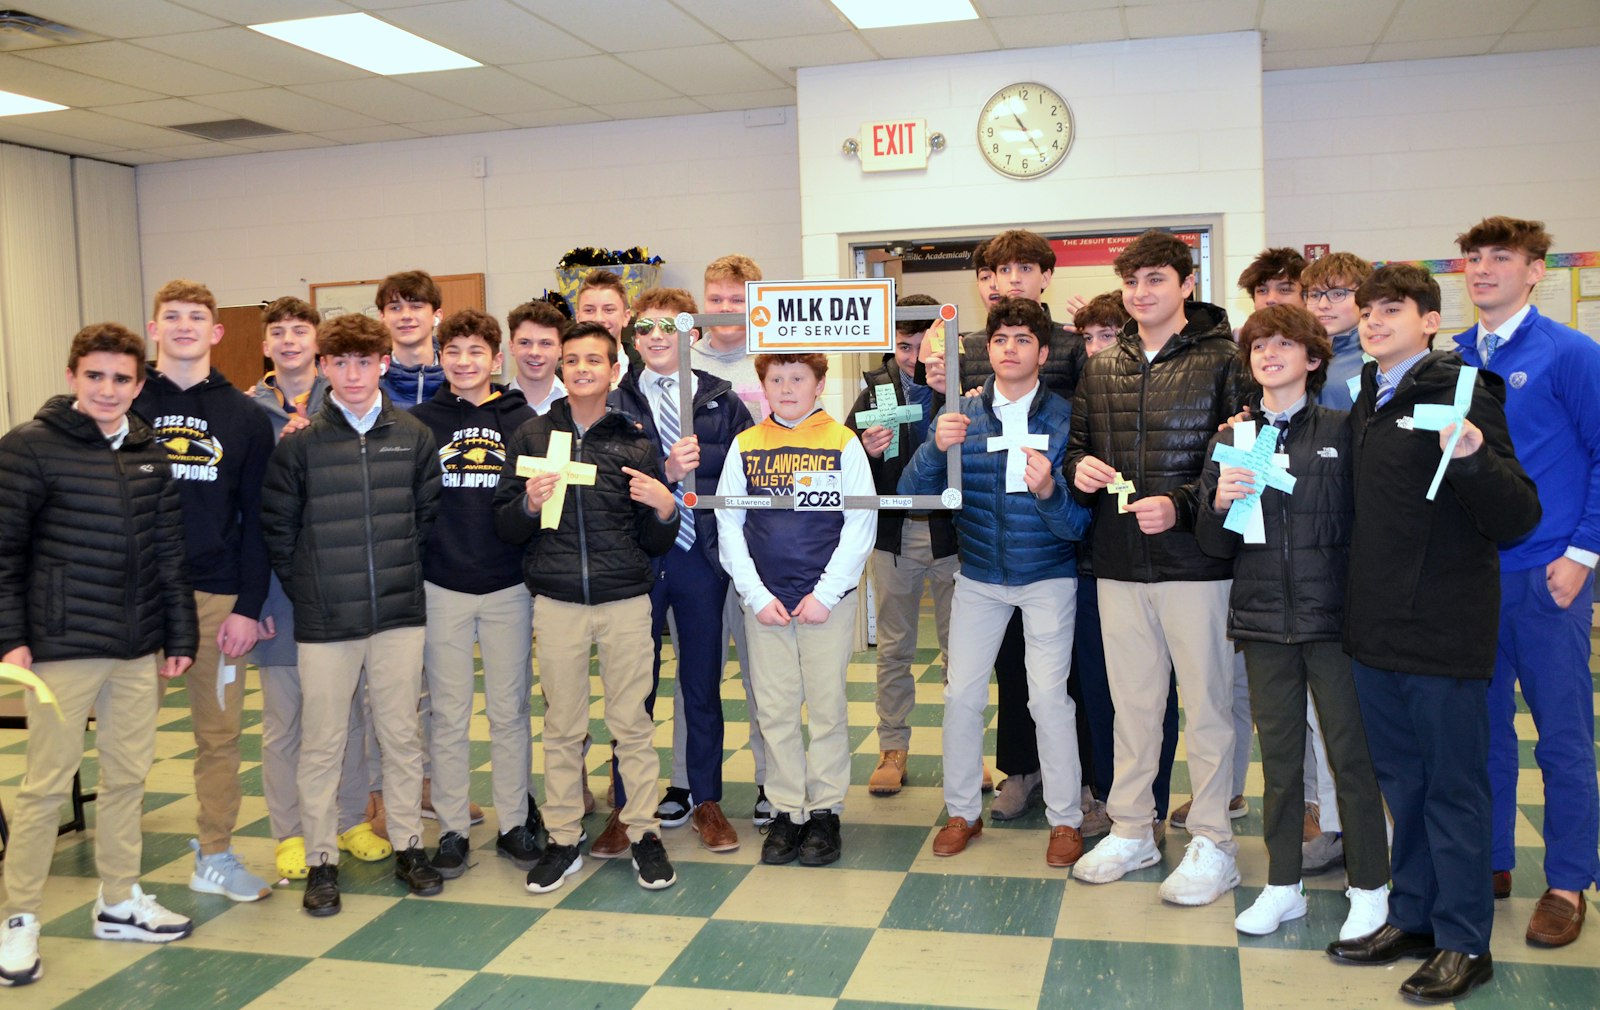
(494, 320, 680, 894)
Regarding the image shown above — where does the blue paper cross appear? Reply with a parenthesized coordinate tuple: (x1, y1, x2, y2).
(1210, 420, 1295, 543)
(1408, 365, 1477, 501)
(855, 382, 923, 459)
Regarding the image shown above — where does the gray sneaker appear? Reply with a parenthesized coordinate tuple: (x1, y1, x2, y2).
(988, 771, 1042, 821)
(188, 840, 271, 902)
(1302, 831, 1345, 875)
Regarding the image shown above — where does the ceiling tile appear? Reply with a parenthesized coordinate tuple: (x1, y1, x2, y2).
(15, 109, 192, 148)
(393, 67, 574, 115)
(592, 96, 710, 120)
(1124, 0, 1262, 39)
(290, 77, 478, 122)
(1260, 0, 1397, 50)
(734, 32, 879, 83)
(89, 97, 237, 126)
(379, 0, 596, 63)
(696, 87, 798, 112)
(1493, 24, 1600, 52)
(1512, 0, 1600, 32)
(194, 87, 385, 131)
(0, 53, 164, 105)
(167, 0, 354, 20)
(511, 0, 718, 52)
(503, 54, 677, 103)
(644, 43, 787, 96)
(402, 114, 518, 136)
(130, 27, 368, 86)
(975, 0, 1128, 13)
(1370, 35, 1502, 61)
(17, 0, 227, 37)
(495, 107, 612, 128)
(230, 132, 338, 152)
(989, 9, 1128, 48)
(859, 20, 1002, 59)
(313, 124, 428, 144)
(1262, 44, 1377, 71)
(1382, 0, 1527, 42)
(19, 40, 263, 95)
(0, 119, 123, 155)
(139, 140, 255, 159)
(666, 0, 848, 40)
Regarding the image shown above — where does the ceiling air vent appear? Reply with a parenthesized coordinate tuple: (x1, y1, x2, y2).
(171, 118, 291, 141)
(0, 9, 103, 50)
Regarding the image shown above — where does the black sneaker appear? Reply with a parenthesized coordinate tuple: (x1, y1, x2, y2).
(631, 832, 678, 890)
(496, 825, 542, 871)
(655, 787, 693, 828)
(752, 786, 775, 827)
(526, 843, 583, 894)
(395, 842, 444, 896)
(524, 792, 545, 840)
(798, 811, 842, 866)
(433, 831, 469, 879)
(760, 812, 803, 865)
(303, 860, 340, 917)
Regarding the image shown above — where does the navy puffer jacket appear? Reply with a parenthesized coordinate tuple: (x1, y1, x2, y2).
(898, 379, 1090, 585)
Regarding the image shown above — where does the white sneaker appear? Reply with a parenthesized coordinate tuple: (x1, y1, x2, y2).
(93, 884, 193, 943)
(1072, 831, 1160, 884)
(1341, 884, 1390, 940)
(0, 914, 41, 986)
(1234, 882, 1308, 935)
(1159, 836, 1241, 906)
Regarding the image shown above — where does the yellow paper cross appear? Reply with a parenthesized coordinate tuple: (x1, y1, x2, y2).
(515, 430, 597, 529)
(1108, 471, 1137, 514)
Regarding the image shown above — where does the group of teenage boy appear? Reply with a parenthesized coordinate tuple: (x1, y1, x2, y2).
(0, 218, 1594, 1005)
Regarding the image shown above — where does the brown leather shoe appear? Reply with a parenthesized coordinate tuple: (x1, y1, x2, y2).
(869, 750, 909, 796)
(981, 763, 994, 793)
(691, 801, 740, 853)
(1045, 825, 1084, 868)
(590, 809, 629, 859)
(1526, 890, 1586, 947)
(1303, 802, 1321, 843)
(932, 816, 983, 856)
(1493, 870, 1513, 900)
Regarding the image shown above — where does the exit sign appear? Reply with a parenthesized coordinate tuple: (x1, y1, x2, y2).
(858, 119, 928, 173)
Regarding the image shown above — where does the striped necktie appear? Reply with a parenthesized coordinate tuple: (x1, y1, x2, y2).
(1375, 373, 1397, 409)
(658, 376, 696, 552)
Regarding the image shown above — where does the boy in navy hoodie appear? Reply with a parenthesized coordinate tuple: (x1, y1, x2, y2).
(411, 309, 540, 876)
(378, 270, 445, 408)
(135, 279, 275, 903)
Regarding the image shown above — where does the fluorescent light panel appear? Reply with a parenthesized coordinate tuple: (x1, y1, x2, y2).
(0, 89, 67, 117)
(249, 13, 480, 75)
(832, 0, 978, 30)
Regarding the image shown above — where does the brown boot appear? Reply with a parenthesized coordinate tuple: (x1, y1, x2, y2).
(932, 816, 983, 856)
(366, 791, 390, 842)
(868, 750, 909, 796)
(590, 809, 629, 859)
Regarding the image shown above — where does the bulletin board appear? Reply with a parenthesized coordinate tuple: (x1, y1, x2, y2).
(309, 273, 486, 322)
(1380, 253, 1600, 338)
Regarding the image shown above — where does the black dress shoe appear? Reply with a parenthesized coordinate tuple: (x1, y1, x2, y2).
(1400, 950, 1493, 1004)
(303, 862, 340, 917)
(395, 844, 444, 896)
(1327, 924, 1436, 964)
(798, 811, 842, 866)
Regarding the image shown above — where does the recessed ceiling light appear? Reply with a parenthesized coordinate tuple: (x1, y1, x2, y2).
(832, 0, 979, 30)
(0, 88, 66, 117)
(249, 13, 480, 75)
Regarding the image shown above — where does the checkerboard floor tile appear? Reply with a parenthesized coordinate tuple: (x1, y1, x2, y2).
(0, 611, 1595, 1009)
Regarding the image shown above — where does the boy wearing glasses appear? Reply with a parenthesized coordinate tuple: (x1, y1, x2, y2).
(1303, 253, 1373, 412)
(609, 289, 753, 852)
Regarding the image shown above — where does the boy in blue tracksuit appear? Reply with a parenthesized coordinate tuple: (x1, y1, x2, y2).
(1453, 216, 1600, 948)
(901, 297, 1093, 868)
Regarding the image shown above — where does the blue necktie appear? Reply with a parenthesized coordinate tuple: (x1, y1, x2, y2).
(1375, 374, 1396, 409)
(1483, 332, 1504, 366)
(658, 376, 696, 552)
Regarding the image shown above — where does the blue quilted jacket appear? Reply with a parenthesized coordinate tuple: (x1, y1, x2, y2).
(898, 379, 1090, 585)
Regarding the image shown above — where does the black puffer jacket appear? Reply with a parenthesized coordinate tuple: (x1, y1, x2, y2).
(1196, 401, 1352, 642)
(494, 400, 678, 605)
(1344, 352, 1539, 679)
(1066, 301, 1249, 583)
(846, 358, 958, 559)
(260, 396, 441, 644)
(0, 397, 197, 662)
(959, 315, 1086, 402)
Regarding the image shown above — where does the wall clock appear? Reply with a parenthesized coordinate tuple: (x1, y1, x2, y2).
(977, 81, 1073, 180)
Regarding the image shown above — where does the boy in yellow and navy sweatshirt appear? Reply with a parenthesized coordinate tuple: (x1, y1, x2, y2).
(716, 353, 874, 867)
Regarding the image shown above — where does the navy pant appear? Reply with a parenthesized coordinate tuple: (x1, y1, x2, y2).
(612, 546, 729, 809)
(1354, 661, 1493, 954)
(1488, 564, 1600, 891)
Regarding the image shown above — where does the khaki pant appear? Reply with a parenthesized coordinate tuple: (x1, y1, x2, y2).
(158, 591, 245, 855)
(743, 592, 859, 818)
(4, 655, 160, 916)
(872, 521, 957, 752)
(424, 582, 533, 834)
(299, 627, 426, 863)
(258, 663, 372, 840)
(534, 595, 658, 846)
(1099, 579, 1237, 853)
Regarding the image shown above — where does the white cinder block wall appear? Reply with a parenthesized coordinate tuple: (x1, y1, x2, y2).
(136, 109, 802, 320)
(1264, 47, 1600, 260)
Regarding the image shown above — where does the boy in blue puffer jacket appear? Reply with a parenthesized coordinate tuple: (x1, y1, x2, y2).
(900, 297, 1092, 869)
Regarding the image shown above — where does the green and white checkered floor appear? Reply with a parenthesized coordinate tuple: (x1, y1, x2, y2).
(0, 612, 1596, 1010)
